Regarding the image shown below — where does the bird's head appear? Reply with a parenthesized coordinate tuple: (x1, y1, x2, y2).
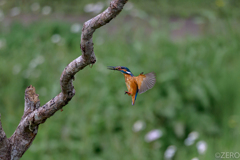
(108, 66, 133, 76)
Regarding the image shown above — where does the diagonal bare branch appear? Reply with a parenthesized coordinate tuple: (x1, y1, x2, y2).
(4, 0, 128, 159)
(29, 0, 128, 126)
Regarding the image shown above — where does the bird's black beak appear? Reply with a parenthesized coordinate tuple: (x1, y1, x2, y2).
(107, 66, 119, 70)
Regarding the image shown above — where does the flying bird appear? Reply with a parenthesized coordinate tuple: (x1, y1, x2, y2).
(108, 66, 156, 105)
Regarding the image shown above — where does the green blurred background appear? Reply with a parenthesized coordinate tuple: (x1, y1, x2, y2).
(0, 0, 240, 159)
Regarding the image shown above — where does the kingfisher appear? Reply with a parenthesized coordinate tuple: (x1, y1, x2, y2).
(108, 66, 156, 105)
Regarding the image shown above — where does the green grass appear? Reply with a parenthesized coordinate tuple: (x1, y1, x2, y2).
(0, 3, 240, 160)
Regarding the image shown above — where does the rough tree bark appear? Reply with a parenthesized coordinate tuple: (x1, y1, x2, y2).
(0, 0, 128, 159)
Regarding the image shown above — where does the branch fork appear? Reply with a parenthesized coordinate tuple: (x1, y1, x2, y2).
(0, 0, 128, 159)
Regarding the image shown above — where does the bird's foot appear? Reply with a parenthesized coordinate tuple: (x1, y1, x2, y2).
(125, 91, 131, 95)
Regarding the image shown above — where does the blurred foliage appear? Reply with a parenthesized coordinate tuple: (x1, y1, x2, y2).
(2, 0, 240, 18)
(0, 0, 240, 160)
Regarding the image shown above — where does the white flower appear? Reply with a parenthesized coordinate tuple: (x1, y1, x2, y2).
(164, 145, 177, 160)
(84, 2, 104, 14)
(51, 34, 61, 44)
(145, 129, 162, 142)
(10, 7, 20, 17)
(35, 55, 45, 64)
(42, 6, 52, 15)
(191, 157, 199, 160)
(196, 140, 207, 154)
(184, 137, 194, 146)
(184, 131, 199, 146)
(31, 3, 40, 12)
(29, 55, 45, 69)
(132, 120, 145, 132)
(84, 3, 94, 13)
(189, 131, 199, 141)
(70, 23, 81, 33)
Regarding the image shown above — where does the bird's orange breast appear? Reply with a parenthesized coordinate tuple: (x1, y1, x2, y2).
(124, 74, 138, 96)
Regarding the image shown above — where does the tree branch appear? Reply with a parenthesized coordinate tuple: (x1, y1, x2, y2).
(0, 0, 128, 159)
(0, 114, 10, 159)
(31, 0, 128, 126)
(9, 86, 39, 159)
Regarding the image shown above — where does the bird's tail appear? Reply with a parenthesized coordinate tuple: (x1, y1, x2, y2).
(131, 89, 138, 105)
(132, 96, 135, 105)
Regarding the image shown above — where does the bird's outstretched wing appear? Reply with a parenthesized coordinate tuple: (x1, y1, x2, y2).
(135, 72, 156, 94)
